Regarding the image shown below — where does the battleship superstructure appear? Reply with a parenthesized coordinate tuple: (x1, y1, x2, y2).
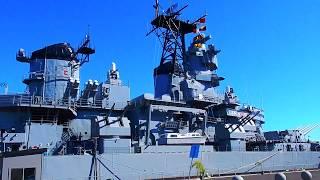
(0, 2, 319, 180)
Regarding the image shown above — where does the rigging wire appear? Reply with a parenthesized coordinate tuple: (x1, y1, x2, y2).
(98, 155, 148, 174)
(221, 151, 281, 174)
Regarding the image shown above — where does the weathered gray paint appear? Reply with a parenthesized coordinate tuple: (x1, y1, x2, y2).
(40, 151, 320, 180)
(2, 154, 42, 180)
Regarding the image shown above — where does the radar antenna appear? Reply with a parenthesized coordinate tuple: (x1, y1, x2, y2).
(69, 33, 96, 77)
(75, 33, 95, 66)
(147, 1, 192, 75)
(153, 0, 159, 17)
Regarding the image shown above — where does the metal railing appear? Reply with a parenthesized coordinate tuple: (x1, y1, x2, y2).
(0, 94, 129, 111)
(203, 94, 224, 104)
(76, 99, 129, 109)
(77, 98, 103, 108)
(0, 95, 77, 111)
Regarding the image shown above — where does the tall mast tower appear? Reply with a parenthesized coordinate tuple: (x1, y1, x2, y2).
(148, 1, 208, 99)
(148, 2, 196, 75)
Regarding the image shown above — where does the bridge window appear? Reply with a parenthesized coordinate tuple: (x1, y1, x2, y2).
(10, 168, 35, 180)
(11, 168, 23, 180)
(24, 168, 36, 180)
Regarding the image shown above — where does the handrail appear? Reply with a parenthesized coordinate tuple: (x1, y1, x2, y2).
(0, 95, 77, 111)
(0, 94, 128, 111)
(76, 98, 103, 107)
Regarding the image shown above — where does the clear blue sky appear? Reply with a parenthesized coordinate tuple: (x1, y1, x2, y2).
(1, 1, 319, 140)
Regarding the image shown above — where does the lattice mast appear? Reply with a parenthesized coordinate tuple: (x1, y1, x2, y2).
(148, 1, 206, 74)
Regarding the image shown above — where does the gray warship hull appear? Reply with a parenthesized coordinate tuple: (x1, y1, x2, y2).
(2, 146, 320, 179)
(43, 152, 320, 179)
